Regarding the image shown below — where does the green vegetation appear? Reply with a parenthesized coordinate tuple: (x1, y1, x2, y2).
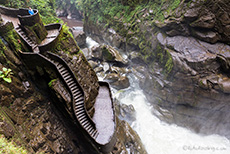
(0, 67, 13, 83)
(76, 0, 179, 76)
(164, 49, 173, 75)
(3, 0, 60, 24)
(0, 135, 27, 154)
(48, 78, 57, 87)
(55, 24, 80, 54)
(102, 45, 114, 61)
(76, 0, 181, 24)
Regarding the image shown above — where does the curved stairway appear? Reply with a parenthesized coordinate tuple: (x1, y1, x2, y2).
(15, 26, 39, 52)
(46, 53, 99, 139)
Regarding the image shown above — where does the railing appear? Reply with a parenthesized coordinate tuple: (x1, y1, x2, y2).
(38, 24, 63, 52)
(0, 5, 20, 17)
(0, 5, 38, 18)
(46, 52, 97, 131)
(17, 9, 39, 27)
(15, 26, 34, 51)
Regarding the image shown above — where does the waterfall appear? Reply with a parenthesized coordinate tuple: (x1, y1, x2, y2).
(115, 74, 230, 154)
(86, 36, 230, 154)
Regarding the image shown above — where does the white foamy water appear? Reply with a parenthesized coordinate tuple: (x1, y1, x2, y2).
(86, 37, 99, 49)
(114, 75, 230, 154)
(86, 37, 230, 154)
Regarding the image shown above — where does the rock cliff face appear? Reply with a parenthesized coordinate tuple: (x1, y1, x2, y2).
(0, 32, 95, 153)
(84, 0, 230, 138)
(0, 7, 146, 153)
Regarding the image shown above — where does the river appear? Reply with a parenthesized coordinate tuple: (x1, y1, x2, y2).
(86, 36, 230, 154)
(62, 17, 230, 154)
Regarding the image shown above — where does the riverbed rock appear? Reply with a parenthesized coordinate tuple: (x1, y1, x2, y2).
(91, 44, 128, 65)
(111, 75, 130, 90)
(71, 29, 86, 47)
(88, 60, 98, 69)
(104, 73, 120, 82)
(114, 119, 147, 154)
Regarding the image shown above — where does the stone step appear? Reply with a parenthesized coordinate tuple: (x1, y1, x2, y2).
(74, 97, 84, 103)
(75, 106, 84, 112)
(75, 101, 83, 105)
(69, 83, 77, 89)
(63, 75, 71, 81)
(65, 78, 72, 83)
(74, 94, 82, 101)
(81, 120, 89, 128)
(76, 112, 85, 118)
(72, 89, 81, 95)
(88, 127, 94, 135)
(75, 108, 84, 114)
(85, 124, 92, 131)
(92, 130, 97, 138)
(62, 72, 70, 78)
(67, 80, 74, 85)
(93, 132, 99, 138)
(78, 114, 86, 121)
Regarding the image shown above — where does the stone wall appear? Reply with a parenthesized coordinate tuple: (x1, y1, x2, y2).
(83, 0, 230, 138)
(56, 51, 99, 117)
(18, 9, 47, 43)
(38, 24, 63, 52)
(0, 39, 102, 153)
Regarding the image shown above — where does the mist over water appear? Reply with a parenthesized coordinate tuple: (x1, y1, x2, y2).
(115, 75, 230, 154)
(86, 37, 230, 154)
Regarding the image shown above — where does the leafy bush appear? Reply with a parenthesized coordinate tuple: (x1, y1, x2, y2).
(0, 67, 13, 83)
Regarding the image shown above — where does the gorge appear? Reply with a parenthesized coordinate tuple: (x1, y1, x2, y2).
(1, 0, 230, 154)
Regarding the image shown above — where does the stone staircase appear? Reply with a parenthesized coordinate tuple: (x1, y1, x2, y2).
(46, 53, 99, 139)
(15, 26, 39, 52)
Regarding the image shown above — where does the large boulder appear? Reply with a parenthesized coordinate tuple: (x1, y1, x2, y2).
(71, 28, 86, 47)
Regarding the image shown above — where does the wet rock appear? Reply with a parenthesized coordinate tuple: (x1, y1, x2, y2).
(216, 54, 230, 73)
(88, 60, 98, 69)
(91, 45, 102, 59)
(104, 73, 120, 82)
(81, 48, 91, 59)
(192, 30, 219, 44)
(111, 76, 130, 90)
(83, 0, 230, 140)
(110, 66, 128, 74)
(128, 51, 144, 63)
(113, 119, 147, 154)
(219, 79, 230, 93)
(120, 104, 136, 124)
(94, 66, 103, 73)
(190, 10, 215, 29)
(110, 34, 123, 48)
(102, 62, 110, 73)
(71, 29, 86, 47)
(91, 44, 128, 65)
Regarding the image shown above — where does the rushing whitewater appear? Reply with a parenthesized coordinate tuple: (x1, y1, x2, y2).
(86, 37, 230, 154)
(115, 75, 230, 154)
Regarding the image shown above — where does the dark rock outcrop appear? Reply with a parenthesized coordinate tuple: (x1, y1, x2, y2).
(83, 0, 230, 139)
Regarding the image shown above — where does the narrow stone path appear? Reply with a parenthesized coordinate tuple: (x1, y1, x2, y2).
(40, 29, 59, 46)
(93, 84, 115, 144)
(1, 14, 19, 27)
